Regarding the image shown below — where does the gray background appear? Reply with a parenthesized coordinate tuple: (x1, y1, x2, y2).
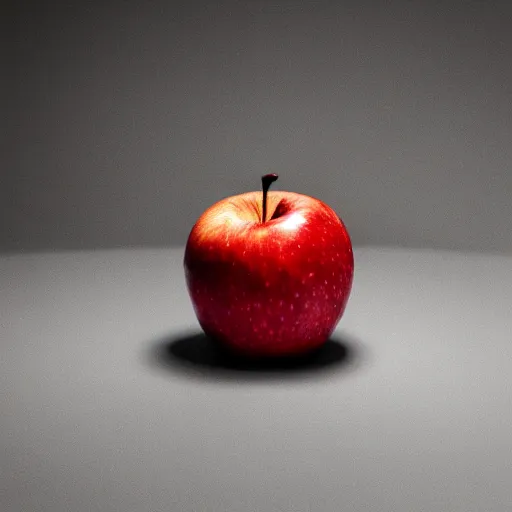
(3, 0, 512, 253)
(3, 3, 512, 510)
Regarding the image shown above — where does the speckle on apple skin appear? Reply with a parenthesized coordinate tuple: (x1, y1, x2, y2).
(184, 190, 354, 357)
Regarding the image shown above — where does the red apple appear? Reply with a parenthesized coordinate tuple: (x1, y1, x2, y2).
(184, 175, 354, 358)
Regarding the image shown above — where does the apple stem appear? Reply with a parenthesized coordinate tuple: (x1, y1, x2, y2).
(261, 173, 279, 223)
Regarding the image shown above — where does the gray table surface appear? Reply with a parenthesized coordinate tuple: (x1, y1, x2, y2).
(1, 246, 511, 512)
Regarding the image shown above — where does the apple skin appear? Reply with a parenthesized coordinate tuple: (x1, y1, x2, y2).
(184, 190, 354, 357)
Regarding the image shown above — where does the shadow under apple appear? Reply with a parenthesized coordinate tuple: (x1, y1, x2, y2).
(148, 331, 364, 380)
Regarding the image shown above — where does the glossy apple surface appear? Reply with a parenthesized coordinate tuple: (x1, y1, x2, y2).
(184, 189, 354, 357)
